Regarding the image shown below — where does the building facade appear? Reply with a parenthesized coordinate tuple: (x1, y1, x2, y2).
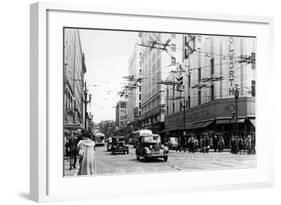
(99, 120, 115, 138)
(165, 34, 256, 144)
(115, 99, 128, 129)
(139, 32, 184, 134)
(127, 43, 142, 130)
(63, 29, 87, 137)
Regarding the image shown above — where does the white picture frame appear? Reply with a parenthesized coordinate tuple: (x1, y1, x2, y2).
(30, 2, 274, 202)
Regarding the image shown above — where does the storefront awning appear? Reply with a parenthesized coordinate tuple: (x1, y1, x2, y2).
(216, 119, 245, 124)
(64, 129, 70, 134)
(64, 122, 83, 130)
(161, 128, 183, 133)
(249, 119, 255, 127)
(188, 120, 214, 129)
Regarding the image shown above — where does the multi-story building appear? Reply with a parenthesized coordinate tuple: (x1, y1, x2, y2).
(115, 99, 128, 129)
(139, 32, 184, 134)
(165, 34, 256, 144)
(127, 43, 142, 130)
(99, 120, 115, 138)
(63, 29, 87, 137)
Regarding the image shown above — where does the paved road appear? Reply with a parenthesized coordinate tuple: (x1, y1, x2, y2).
(64, 145, 256, 176)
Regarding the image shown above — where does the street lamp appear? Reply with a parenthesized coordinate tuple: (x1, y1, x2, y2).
(182, 99, 188, 134)
(181, 98, 188, 149)
(83, 81, 92, 130)
(234, 84, 239, 137)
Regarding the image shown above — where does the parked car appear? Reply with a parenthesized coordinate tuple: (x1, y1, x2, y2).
(168, 137, 180, 151)
(106, 137, 112, 151)
(136, 133, 169, 162)
(111, 136, 129, 155)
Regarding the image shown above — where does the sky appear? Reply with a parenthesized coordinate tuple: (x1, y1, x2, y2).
(79, 29, 139, 123)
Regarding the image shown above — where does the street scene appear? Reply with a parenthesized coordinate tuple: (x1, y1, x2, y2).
(65, 145, 256, 176)
(63, 28, 256, 176)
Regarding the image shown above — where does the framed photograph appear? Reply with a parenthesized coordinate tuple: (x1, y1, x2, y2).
(30, 2, 274, 202)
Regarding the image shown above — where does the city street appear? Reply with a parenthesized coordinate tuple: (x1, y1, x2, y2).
(64, 145, 256, 176)
(63, 30, 257, 177)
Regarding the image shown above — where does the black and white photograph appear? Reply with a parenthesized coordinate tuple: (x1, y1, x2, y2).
(63, 28, 256, 177)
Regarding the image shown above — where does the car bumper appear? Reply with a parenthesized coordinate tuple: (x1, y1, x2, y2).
(112, 148, 128, 152)
(144, 152, 168, 158)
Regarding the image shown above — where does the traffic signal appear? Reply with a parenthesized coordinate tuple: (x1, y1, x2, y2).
(176, 75, 184, 91)
(176, 76, 183, 86)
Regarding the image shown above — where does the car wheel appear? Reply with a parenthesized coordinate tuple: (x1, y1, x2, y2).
(136, 155, 139, 160)
(127, 150, 129, 154)
(163, 156, 168, 162)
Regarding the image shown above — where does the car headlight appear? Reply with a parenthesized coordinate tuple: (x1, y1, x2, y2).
(144, 147, 151, 154)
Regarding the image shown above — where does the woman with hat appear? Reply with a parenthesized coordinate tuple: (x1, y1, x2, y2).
(77, 131, 96, 175)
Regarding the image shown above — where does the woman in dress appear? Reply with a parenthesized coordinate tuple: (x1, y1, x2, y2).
(77, 132, 96, 175)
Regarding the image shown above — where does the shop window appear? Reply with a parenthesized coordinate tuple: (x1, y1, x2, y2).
(170, 44, 176, 52)
(120, 102, 126, 108)
(198, 67, 201, 82)
(251, 80, 256, 97)
(211, 58, 214, 75)
(210, 85, 214, 101)
(171, 57, 176, 65)
(198, 91, 201, 105)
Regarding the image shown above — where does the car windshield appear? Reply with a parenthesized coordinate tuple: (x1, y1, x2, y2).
(169, 137, 178, 143)
(143, 135, 160, 143)
(112, 137, 125, 143)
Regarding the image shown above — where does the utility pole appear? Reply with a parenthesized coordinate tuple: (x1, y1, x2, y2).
(234, 86, 239, 137)
(83, 81, 92, 130)
(183, 99, 186, 132)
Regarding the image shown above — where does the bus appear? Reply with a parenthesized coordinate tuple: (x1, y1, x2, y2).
(130, 129, 152, 148)
(95, 132, 105, 146)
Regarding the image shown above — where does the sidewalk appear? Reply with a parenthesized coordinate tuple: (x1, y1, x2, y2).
(64, 159, 79, 176)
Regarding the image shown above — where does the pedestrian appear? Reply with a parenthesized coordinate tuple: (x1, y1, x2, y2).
(217, 135, 225, 152)
(238, 136, 244, 154)
(77, 131, 96, 175)
(205, 136, 210, 153)
(67, 136, 78, 170)
(230, 135, 236, 154)
(194, 137, 199, 152)
(234, 136, 239, 154)
(188, 136, 195, 153)
(213, 135, 218, 152)
(251, 133, 256, 154)
(247, 133, 254, 154)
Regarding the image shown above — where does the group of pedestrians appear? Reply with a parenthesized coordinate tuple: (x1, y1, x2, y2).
(229, 134, 255, 154)
(64, 130, 96, 175)
(212, 135, 225, 152)
(184, 135, 224, 153)
(182, 133, 255, 155)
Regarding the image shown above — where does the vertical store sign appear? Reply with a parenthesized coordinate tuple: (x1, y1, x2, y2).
(228, 37, 235, 96)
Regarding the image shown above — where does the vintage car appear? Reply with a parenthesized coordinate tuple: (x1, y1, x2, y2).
(111, 136, 129, 155)
(106, 137, 112, 151)
(167, 137, 180, 151)
(135, 133, 169, 161)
